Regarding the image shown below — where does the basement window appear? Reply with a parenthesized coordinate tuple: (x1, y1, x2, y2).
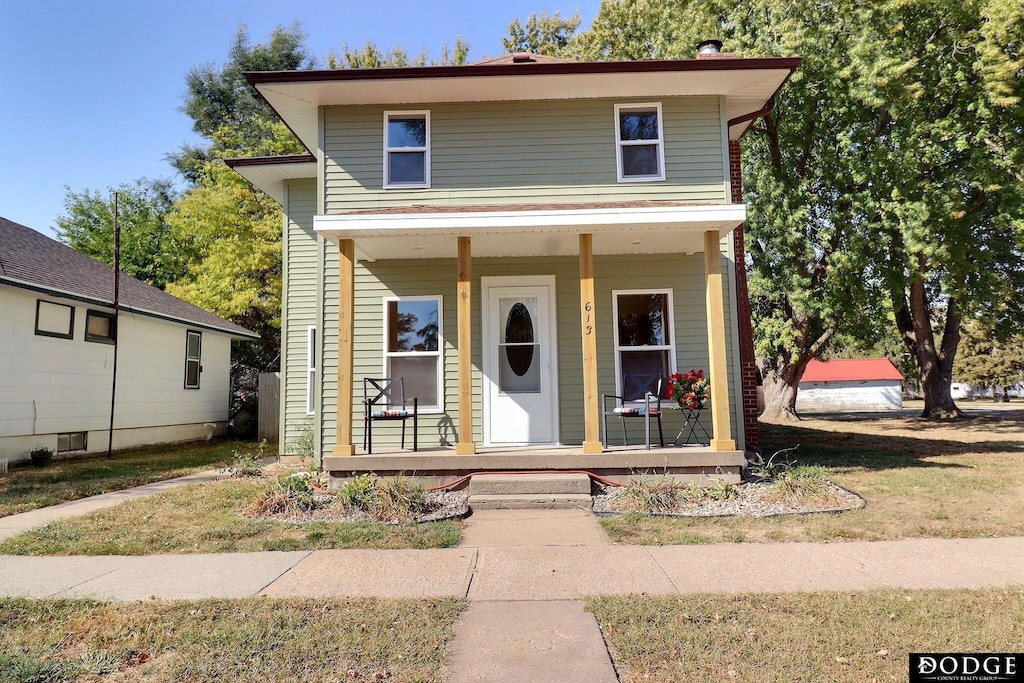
(57, 432, 87, 452)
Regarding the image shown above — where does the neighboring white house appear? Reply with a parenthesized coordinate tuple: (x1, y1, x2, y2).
(796, 358, 904, 412)
(0, 217, 258, 463)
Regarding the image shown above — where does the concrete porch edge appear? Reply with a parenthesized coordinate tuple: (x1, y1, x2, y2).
(323, 448, 746, 487)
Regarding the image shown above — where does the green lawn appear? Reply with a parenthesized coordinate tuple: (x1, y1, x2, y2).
(0, 478, 461, 554)
(0, 596, 463, 682)
(0, 439, 247, 518)
(589, 587, 1024, 682)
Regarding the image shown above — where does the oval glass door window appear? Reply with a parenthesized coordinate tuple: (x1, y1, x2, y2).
(505, 302, 534, 376)
(498, 297, 541, 393)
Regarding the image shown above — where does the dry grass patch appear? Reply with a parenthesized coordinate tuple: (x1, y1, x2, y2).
(0, 479, 460, 555)
(588, 587, 1024, 683)
(0, 440, 245, 518)
(0, 596, 463, 682)
(601, 407, 1024, 544)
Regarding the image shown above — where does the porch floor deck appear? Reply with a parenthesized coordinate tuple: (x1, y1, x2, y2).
(322, 444, 746, 487)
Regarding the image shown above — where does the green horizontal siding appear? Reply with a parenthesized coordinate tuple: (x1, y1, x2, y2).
(281, 179, 317, 452)
(316, 249, 738, 453)
(323, 97, 727, 212)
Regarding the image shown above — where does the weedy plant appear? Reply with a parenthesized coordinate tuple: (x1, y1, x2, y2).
(618, 474, 738, 513)
(335, 473, 432, 523)
(245, 471, 328, 516)
(226, 440, 268, 477)
(747, 446, 799, 481)
(288, 418, 315, 460)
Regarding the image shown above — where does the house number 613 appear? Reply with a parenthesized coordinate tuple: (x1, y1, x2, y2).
(584, 301, 593, 335)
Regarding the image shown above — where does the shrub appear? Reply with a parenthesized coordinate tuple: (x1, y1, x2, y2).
(29, 446, 53, 468)
(372, 475, 430, 523)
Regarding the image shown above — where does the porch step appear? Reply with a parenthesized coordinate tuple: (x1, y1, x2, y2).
(469, 473, 592, 496)
(469, 493, 594, 510)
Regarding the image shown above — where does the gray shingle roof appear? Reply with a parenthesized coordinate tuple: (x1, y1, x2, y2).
(0, 216, 257, 338)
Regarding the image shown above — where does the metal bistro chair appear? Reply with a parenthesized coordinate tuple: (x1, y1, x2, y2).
(363, 377, 418, 454)
(601, 374, 665, 450)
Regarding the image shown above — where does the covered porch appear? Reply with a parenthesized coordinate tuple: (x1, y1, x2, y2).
(316, 201, 745, 479)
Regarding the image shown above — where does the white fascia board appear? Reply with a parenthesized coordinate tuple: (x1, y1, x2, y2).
(314, 204, 746, 237)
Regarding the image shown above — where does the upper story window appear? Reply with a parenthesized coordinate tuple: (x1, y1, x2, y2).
(384, 111, 430, 189)
(614, 103, 666, 182)
(84, 310, 116, 344)
(35, 300, 74, 339)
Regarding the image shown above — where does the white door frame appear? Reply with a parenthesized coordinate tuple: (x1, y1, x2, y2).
(481, 275, 560, 446)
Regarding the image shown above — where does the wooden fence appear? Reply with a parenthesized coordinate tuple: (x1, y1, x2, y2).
(257, 372, 280, 444)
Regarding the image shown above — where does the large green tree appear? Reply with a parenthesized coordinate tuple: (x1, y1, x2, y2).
(567, 0, 1024, 420)
(169, 23, 312, 183)
(55, 178, 184, 289)
(953, 320, 1024, 400)
(503, 11, 581, 56)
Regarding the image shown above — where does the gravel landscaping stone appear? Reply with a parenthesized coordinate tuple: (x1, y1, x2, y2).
(592, 481, 865, 518)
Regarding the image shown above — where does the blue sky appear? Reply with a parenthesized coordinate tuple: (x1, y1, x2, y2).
(0, 1, 601, 237)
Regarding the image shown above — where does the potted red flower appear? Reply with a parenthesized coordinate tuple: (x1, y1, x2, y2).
(665, 369, 711, 410)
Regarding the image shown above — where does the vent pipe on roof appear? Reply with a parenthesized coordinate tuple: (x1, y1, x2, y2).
(512, 52, 536, 63)
(697, 39, 723, 56)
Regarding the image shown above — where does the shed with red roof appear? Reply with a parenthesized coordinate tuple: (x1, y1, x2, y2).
(796, 358, 904, 412)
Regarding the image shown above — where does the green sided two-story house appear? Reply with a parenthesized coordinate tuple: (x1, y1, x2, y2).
(229, 46, 799, 487)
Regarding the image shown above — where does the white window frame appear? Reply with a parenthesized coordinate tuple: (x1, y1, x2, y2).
(184, 330, 202, 390)
(383, 110, 430, 189)
(382, 295, 444, 412)
(612, 289, 676, 401)
(614, 102, 666, 183)
(306, 325, 316, 416)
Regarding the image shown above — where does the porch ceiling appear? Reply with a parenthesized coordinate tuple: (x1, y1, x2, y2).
(314, 203, 746, 260)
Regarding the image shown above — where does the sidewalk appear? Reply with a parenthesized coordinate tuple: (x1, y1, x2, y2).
(2, 486, 1023, 682)
(1, 491, 1023, 600)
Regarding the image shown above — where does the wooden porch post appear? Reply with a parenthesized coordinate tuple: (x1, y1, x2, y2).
(333, 238, 356, 455)
(579, 234, 603, 453)
(456, 236, 476, 454)
(704, 230, 736, 451)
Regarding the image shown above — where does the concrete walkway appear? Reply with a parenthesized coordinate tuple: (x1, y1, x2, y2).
(0, 469, 227, 542)
(2, 484, 1024, 681)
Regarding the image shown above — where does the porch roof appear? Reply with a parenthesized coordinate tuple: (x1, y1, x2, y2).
(314, 201, 745, 260)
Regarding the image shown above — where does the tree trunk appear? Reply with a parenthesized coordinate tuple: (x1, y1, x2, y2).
(759, 370, 801, 422)
(895, 277, 964, 419)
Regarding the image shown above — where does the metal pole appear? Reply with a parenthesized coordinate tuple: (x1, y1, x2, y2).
(107, 192, 120, 459)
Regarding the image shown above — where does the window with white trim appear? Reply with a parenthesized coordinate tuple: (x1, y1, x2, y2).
(384, 111, 430, 188)
(184, 331, 202, 389)
(384, 296, 442, 410)
(614, 103, 666, 182)
(613, 290, 675, 400)
(306, 325, 316, 415)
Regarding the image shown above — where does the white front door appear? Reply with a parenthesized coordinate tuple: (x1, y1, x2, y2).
(482, 276, 559, 446)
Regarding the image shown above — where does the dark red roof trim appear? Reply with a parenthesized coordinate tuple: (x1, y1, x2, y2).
(224, 154, 316, 168)
(245, 56, 802, 86)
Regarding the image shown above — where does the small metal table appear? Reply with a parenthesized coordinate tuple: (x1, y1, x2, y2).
(671, 405, 712, 446)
